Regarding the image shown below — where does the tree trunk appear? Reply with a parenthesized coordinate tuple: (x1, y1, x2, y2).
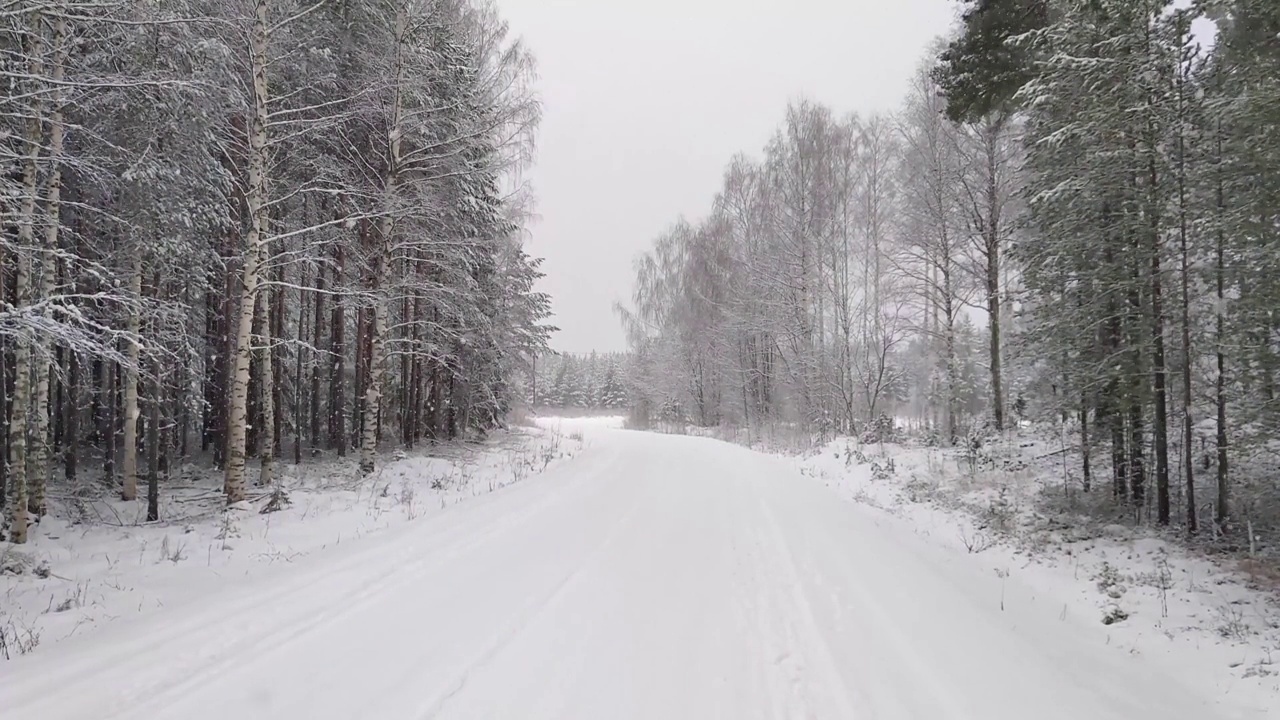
(1214, 125, 1229, 530)
(1080, 401, 1091, 493)
(354, 304, 367, 453)
(225, 0, 271, 504)
(362, 291, 388, 474)
(1148, 138, 1170, 526)
(53, 347, 63, 455)
(1176, 72, 1195, 533)
(985, 118, 1004, 432)
(146, 357, 161, 522)
(7, 277, 32, 541)
(202, 275, 224, 458)
(329, 242, 346, 456)
(310, 259, 325, 451)
(942, 257, 959, 445)
(179, 283, 191, 461)
(1126, 300, 1145, 515)
(1124, 183, 1146, 515)
(102, 359, 116, 484)
(295, 266, 307, 465)
(1100, 202, 1125, 503)
(8, 312, 30, 533)
(361, 82, 399, 471)
(7, 18, 43, 542)
(405, 294, 421, 447)
(256, 260, 275, 488)
(28, 13, 69, 519)
(271, 261, 284, 455)
(1, 255, 8, 510)
(399, 296, 410, 446)
(121, 253, 143, 501)
(429, 358, 444, 440)
(65, 350, 78, 482)
(207, 230, 237, 468)
(1111, 411, 1127, 501)
(1129, 402, 1145, 512)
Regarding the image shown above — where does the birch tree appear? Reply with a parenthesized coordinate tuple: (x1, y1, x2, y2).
(222, 0, 272, 505)
(5, 6, 47, 542)
(616, 0, 1280, 551)
(0, 0, 551, 541)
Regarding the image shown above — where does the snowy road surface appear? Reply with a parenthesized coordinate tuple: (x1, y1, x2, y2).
(0, 426, 1255, 719)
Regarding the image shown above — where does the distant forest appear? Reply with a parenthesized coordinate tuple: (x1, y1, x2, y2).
(522, 353, 629, 411)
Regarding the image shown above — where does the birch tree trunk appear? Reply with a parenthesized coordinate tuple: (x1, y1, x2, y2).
(940, 225, 960, 445)
(8, 16, 46, 543)
(225, 0, 271, 504)
(271, 263, 284, 453)
(29, 14, 68, 517)
(8, 293, 31, 541)
(360, 0, 408, 476)
(360, 287, 386, 475)
(256, 257, 275, 487)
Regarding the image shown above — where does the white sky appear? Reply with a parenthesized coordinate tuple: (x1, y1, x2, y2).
(496, 0, 960, 353)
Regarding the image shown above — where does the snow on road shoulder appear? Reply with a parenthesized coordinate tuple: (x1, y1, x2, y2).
(792, 437, 1280, 712)
(0, 426, 585, 661)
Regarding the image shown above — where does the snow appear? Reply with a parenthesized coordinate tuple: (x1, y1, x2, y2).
(1, 423, 1275, 719)
(796, 438, 1280, 713)
(1, 427, 587, 660)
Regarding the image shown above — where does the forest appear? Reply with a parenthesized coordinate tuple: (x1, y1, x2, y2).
(618, 0, 1280, 538)
(523, 352, 629, 412)
(0, 0, 554, 544)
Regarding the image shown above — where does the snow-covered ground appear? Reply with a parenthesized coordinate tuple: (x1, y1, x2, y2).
(1, 425, 588, 661)
(1, 419, 1274, 718)
(794, 437, 1280, 710)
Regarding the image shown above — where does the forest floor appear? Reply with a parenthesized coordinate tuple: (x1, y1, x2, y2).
(0, 422, 587, 661)
(789, 433, 1280, 701)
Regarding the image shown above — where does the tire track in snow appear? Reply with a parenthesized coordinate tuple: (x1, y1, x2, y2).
(17, 443, 622, 720)
(758, 472, 980, 719)
(750, 486, 864, 719)
(408, 487, 648, 720)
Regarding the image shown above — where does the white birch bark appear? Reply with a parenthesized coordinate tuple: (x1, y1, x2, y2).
(257, 258, 275, 487)
(360, 0, 408, 475)
(225, 0, 271, 504)
(7, 12, 45, 542)
(29, 13, 67, 516)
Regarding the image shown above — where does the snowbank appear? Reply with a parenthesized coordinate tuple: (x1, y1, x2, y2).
(0, 427, 585, 660)
(792, 437, 1280, 706)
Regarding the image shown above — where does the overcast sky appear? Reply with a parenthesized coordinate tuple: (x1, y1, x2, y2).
(495, 0, 960, 354)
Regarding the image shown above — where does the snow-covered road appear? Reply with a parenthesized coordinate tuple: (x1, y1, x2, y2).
(0, 426, 1255, 719)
